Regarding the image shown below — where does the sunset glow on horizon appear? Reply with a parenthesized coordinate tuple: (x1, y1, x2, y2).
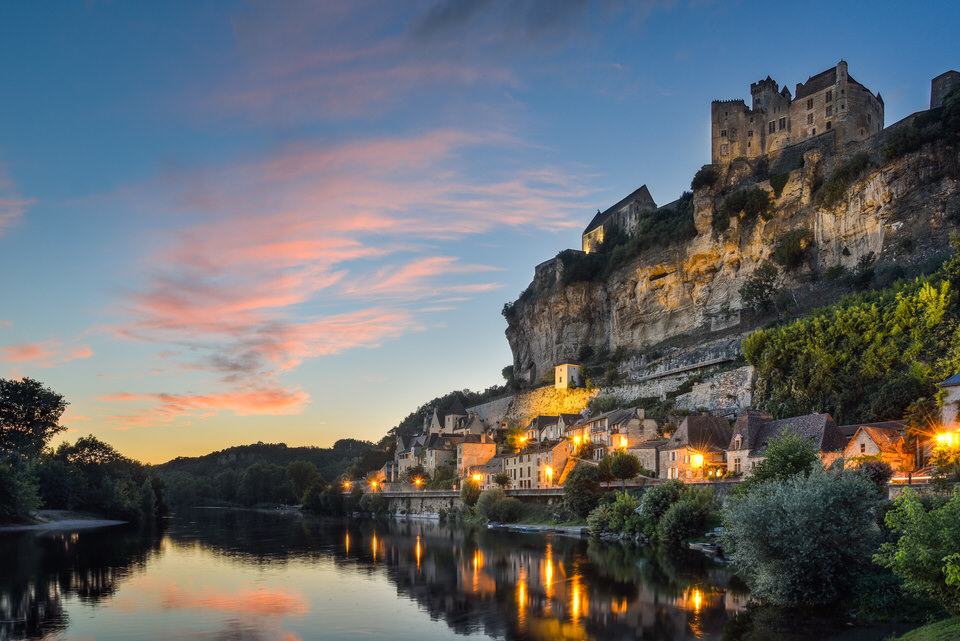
(0, 2, 955, 463)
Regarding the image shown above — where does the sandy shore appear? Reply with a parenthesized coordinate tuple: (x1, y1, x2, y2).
(0, 510, 127, 533)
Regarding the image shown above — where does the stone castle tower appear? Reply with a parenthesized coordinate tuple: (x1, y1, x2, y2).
(711, 60, 884, 166)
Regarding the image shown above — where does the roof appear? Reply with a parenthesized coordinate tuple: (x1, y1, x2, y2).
(579, 407, 641, 429)
(857, 425, 906, 455)
(795, 66, 838, 100)
(446, 396, 468, 417)
(558, 413, 583, 426)
(749, 413, 845, 457)
(526, 415, 560, 432)
(583, 184, 657, 235)
(470, 457, 504, 474)
(627, 437, 668, 451)
(838, 420, 905, 439)
(667, 416, 732, 453)
(425, 433, 461, 451)
(729, 410, 773, 451)
(942, 372, 960, 387)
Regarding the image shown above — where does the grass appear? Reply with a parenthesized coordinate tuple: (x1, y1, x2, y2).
(890, 617, 960, 641)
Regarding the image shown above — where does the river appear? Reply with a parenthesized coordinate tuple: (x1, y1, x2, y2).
(0, 509, 907, 640)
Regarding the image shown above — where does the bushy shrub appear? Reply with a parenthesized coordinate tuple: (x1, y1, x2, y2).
(587, 503, 613, 536)
(639, 479, 684, 526)
(815, 153, 872, 207)
(875, 489, 960, 614)
(460, 478, 481, 507)
(0, 456, 40, 522)
(691, 166, 719, 191)
(721, 468, 878, 607)
(772, 229, 814, 271)
(487, 497, 524, 523)
(657, 498, 709, 545)
(359, 491, 387, 515)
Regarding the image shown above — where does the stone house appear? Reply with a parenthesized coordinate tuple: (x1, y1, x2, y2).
(661, 415, 732, 480)
(467, 456, 504, 490)
(574, 408, 660, 460)
(503, 441, 569, 489)
(423, 433, 461, 477)
(940, 372, 960, 427)
(522, 415, 563, 443)
(726, 411, 847, 476)
(554, 363, 582, 389)
(581, 185, 658, 253)
(395, 433, 427, 480)
(843, 424, 914, 471)
(457, 434, 497, 479)
(627, 438, 668, 477)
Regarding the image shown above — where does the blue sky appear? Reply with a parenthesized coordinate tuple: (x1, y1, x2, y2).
(0, 1, 956, 462)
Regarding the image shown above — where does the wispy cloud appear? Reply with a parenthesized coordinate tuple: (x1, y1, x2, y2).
(0, 166, 33, 238)
(0, 340, 93, 367)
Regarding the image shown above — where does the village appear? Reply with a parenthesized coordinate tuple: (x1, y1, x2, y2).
(366, 361, 960, 496)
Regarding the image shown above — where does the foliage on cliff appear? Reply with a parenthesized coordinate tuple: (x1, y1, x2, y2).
(744, 245, 960, 425)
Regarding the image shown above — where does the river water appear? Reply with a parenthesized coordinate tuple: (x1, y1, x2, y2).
(0, 509, 905, 641)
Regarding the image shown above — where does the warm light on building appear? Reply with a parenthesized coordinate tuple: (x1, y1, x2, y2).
(343, 481, 351, 490)
(690, 453, 704, 468)
(369, 480, 378, 489)
(936, 431, 959, 447)
(617, 435, 628, 449)
(544, 465, 553, 482)
(414, 477, 422, 487)
(472, 474, 483, 482)
(573, 435, 581, 445)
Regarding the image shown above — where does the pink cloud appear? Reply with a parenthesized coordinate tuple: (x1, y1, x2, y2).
(0, 340, 93, 367)
(100, 384, 311, 428)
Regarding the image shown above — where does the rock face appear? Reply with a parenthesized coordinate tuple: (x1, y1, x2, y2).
(506, 139, 960, 385)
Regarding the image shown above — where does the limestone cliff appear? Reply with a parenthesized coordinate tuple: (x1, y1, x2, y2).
(506, 137, 960, 386)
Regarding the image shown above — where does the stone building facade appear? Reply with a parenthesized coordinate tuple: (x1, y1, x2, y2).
(711, 60, 884, 165)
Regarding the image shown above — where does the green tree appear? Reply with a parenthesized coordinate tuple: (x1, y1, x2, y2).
(563, 465, 602, 518)
(286, 460, 319, 500)
(736, 428, 819, 494)
(460, 478, 481, 507)
(139, 478, 156, 520)
(403, 464, 429, 484)
(722, 467, 878, 607)
(0, 377, 68, 457)
(874, 489, 960, 615)
(0, 455, 40, 522)
(492, 471, 512, 488)
(607, 451, 642, 490)
(739, 263, 779, 314)
(658, 498, 710, 546)
(638, 479, 685, 536)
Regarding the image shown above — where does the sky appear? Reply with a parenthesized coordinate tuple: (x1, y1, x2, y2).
(0, 1, 957, 464)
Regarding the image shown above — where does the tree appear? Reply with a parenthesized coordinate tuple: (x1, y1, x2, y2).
(492, 471, 512, 488)
(607, 451, 642, 490)
(563, 465, 602, 518)
(460, 478, 481, 507)
(403, 465, 429, 484)
(736, 428, 819, 494)
(722, 468, 878, 607)
(739, 263, 779, 314)
(0, 455, 40, 522)
(874, 489, 960, 615)
(0, 377, 68, 457)
(286, 460, 319, 500)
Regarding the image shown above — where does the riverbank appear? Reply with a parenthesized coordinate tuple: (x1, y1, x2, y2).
(0, 510, 127, 533)
(890, 616, 960, 641)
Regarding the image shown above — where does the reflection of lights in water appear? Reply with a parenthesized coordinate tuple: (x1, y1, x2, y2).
(372, 534, 377, 562)
(415, 535, 421, 571)
(543, 543, 554, 606)
(517, 568, 528, 633)
(345, 532, 350, 556)
(473, 550, 483, 571)
(693, 588, 702, 612)
(685, 587, 705, 639)
(569, 574, 586, 624)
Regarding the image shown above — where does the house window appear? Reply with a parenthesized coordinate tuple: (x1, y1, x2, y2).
(807, 114, 814, 125)
(769, 121, 775, 134)
(807, 98, 813, 109)
(826, 106, 833, 117)
(734, 436, 742, 449)
(826, 90, 833, 102)
(826, 121, 831, 130)
(860, 443, 866, 454)
(734, 458, 742, 473)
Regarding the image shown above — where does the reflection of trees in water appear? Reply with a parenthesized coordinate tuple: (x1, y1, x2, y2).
(0, 524, 162, 639)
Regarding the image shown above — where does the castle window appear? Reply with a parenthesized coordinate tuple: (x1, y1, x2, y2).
(769, 121, 775, 134)
(807, 114, 814, 125)
(841, 103, 845, 110)
(721, 144, 728, 154)
(749, 117, 753, 123)
(867, 113, 872, 124)
(826, 90, 833, 102)
(748, 130, 753, 137)
(807, 98, 813, 109)
(747, 142, 751, 148)
(720, 129, 727, 137)
(826, 121, 831, 130)
(812, 128, 816, 135)
(826, 106, 833, 117)
(778, 117, 786, 130)
(841, 89, 845, 95)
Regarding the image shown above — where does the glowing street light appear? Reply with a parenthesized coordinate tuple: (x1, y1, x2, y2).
(544, 465, 553, 485)
(369, 480, 379, 490)
(343, 480, 351, 491)
(936, 432, 959, 447)
(414, 477, 423, 489)
(690, 453, 704, 469)
(472, 474, 483, 482)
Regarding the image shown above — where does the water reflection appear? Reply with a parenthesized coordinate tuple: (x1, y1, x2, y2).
(0, 510, 891, 641)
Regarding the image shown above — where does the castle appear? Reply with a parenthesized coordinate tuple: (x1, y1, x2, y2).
(711, 60, 883, 165)
(581, 61, 960, 253)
